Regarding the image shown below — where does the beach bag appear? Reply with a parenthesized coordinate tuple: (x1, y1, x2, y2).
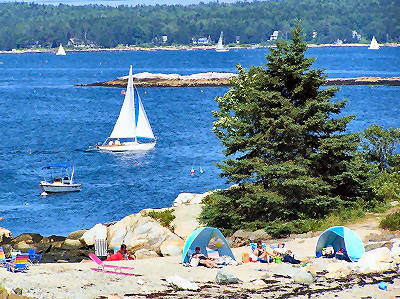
(190, 257, 199, 267)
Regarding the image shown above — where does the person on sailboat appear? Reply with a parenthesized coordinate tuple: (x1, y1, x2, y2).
(115, 138, 121, 146)
(108, 139, 114, 146)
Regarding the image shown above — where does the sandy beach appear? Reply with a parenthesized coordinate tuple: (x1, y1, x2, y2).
(1, 219, 399, 299)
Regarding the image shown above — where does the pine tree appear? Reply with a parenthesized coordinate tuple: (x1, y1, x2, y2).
(200, 24, 373, 235)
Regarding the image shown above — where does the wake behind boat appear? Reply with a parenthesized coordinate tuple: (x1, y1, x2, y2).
(39, 163, 81, 194)
(97, 66, 156, 152)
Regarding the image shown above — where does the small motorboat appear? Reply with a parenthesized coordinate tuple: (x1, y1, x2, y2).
(39, 163, 81, 193)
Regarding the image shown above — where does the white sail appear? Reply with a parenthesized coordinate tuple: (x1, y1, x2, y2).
(215, 31, 228, 51)
(135, 89, 155, 140)
(368, 36, 380, 50)
(109, 66, 136, 139)
(56, 44, 66, 55)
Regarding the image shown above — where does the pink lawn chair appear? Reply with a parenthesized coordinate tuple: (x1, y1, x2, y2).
(88, 253, 138, 276)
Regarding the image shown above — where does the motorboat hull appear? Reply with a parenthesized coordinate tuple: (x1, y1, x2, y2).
(98, 141, 156, 152)
(40, 181, 81, 193)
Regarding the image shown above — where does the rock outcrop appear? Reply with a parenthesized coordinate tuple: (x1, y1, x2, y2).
(78, 72, 400, 88)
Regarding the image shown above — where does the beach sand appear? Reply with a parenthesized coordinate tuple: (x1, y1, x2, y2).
(0, 222, 398, 299)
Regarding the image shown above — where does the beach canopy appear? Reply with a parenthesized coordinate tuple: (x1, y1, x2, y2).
(315, 226, 364, 262)
(42, 163, 73, 170)
(182, 227, 235, 264)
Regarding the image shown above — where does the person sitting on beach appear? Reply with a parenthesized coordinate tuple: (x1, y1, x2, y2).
(273, 243, 291, 256)
(118, 244, 135, 260)
(106, 244, 135, 261)
(253, 241, 276, 263)
(191, 246, 219, 268)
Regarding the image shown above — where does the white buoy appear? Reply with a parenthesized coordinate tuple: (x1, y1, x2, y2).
(40, 191, 48, 197)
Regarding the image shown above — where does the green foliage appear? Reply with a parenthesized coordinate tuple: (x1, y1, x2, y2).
(380, 211, 400, 230)
(200, 24, 376, 235)
(361, 124, 400, 172)
(0, 0, 399, 50)
(370, 171, 400, 202)
(145, 209, 175, 230)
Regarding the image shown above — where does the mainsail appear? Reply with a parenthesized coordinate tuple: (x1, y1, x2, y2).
(216, 32, 224, 50)
(56, 44, 66, 55)
(109, 66, 155, 141)
(368, 36, 380, 50)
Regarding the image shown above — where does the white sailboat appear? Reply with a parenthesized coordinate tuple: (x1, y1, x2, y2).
(97, 66, 156, 152)
(56, 44, 66, 55)
(368, 36, 380, 50)
(215, 31, 229, 52)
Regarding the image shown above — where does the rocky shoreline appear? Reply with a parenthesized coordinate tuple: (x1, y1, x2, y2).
(77, 73, 400, 88)
(0, 192, 399, 298)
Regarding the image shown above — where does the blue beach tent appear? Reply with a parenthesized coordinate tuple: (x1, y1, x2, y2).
(315, 226, 365, 262)
(182, 227, 236, 264)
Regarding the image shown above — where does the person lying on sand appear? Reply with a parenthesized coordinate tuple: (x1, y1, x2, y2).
(191, 246, 220, 268)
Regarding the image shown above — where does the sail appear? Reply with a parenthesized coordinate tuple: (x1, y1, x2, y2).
(368, 36, 380, 50)
(56, 44, 66, 55)
(135, 88, 155, 140)
(216, 31, 224, 50)
(109, 66, 136, 139)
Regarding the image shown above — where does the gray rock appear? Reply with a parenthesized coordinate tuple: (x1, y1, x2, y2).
(249, 229, 270, 242)
(215, 269, 240, 284)
(292, 270, 315, 284)
(166, 275, 199, 290)
(135, 248, 159, 259)
(228, 230, 253, 247)
(61, 238, 84, 250)
(67, 230, 87, 240)
(365, 241, 394, 251)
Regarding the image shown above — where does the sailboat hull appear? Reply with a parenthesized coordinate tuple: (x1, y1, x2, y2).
(98, 142, 156, 152)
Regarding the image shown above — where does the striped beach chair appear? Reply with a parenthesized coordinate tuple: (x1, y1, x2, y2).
(7, 254, 29, 273)
(0, 247, 7, 266)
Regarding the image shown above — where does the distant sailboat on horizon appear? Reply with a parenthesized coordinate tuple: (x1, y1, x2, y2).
(97, 66, 156, 152)
(56, 44, 66, 55)
(368, 36, 380, 50)
(215, 31, 229, 52)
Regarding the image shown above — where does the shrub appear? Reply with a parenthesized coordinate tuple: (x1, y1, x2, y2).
(145, 209, 175, 230)
(380, 211, 400, 230)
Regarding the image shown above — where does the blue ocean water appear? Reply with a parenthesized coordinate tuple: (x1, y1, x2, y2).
(0, 47, 399, 236)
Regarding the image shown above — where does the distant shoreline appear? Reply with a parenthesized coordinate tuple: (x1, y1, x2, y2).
(0, 43, 399, 54)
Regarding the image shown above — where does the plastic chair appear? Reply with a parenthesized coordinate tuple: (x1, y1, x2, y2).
(88, 253, 137, 276)
(7, 254, 29, 273)
(28, 249, 42, 264)
(0, 247, 8, 266)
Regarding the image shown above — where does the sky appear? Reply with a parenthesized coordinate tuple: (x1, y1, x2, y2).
(0, 0, 251, 6)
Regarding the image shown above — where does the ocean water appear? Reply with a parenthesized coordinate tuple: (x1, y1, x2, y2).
(0, 47, 399, 236)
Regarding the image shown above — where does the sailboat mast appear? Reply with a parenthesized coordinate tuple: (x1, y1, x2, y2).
(128, 65, 138, 143)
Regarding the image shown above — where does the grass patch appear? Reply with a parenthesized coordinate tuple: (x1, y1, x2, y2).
(380, 211, 400, 230)
(145, 209, 176, 231)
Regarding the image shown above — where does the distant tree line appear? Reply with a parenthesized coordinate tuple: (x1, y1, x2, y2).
(0, 0, 399, 50)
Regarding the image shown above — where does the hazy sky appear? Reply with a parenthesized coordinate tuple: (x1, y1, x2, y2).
(0, 0, 250, 6)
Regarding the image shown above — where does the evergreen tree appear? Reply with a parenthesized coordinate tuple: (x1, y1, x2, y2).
(200, 24, 373, 235)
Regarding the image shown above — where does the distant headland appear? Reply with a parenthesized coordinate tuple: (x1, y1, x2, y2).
(77, 72, 400, 88)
